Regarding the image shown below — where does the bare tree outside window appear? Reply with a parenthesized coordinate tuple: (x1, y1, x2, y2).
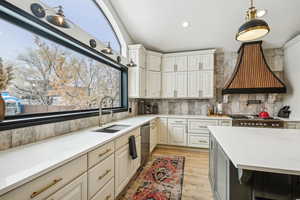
(0, 19, 121, 116)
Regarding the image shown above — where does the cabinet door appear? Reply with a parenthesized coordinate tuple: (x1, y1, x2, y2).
(147, 71, 161, 98)
(201, 54, 214, 70)
(215, 144, 229, 200)
(175, 56, 188, 71)
(150, 120, 158, 152)
(158, 118, 168, 144)
(162, 57, 175, 72)
(131, 136, 141, 174)
(147, 53, 161, 71)
(168, 124, 187, 146)
(128, 68, 138, 98)
(162, 72, 175, 98)
(209, 135, 216, 190)
(199, 71, 214, 98)
(115, 145, 131, 196)
(188, 71, 199, 97)
(175, 72, 188, 98)
(46, 173, 87, 200)
(188, 55, 202, 71)
(139, 68, 147, 98)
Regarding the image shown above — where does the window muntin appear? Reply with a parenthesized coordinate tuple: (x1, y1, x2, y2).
(42, 0, 121, 53)
(0, 17, 122, 117)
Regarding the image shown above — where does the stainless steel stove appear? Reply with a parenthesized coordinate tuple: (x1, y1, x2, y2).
(229, 115, 284, 128)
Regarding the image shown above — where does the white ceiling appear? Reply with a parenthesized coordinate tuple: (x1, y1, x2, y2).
(110, 0, 300, 52)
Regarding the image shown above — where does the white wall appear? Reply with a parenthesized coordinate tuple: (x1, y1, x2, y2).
(283, 35, 300, 118)
(95, 0, 134, 57)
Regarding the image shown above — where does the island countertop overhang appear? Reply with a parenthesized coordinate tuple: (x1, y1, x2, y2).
(208, 126, 300, 176)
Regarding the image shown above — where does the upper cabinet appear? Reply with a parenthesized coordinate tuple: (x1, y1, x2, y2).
(146, 51, 162, 71)
(128, 45, 215, 99)
(128, 45, 146, 68)
(162, 55, 188, 72)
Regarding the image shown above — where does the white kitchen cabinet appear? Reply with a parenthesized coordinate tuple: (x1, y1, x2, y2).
(150, 120, 158, 152)
(175, 56, 188, 71)
(146, 51, 162, 71)
(114, 131, 141, 197)
(115, 144, 131, 197)
(168, 119, 187, 146)
(188, 70, 214, 98)
(158, 118, 168, 144)
(128, 44, 146, 68)
(162, 56, 175, 72)
(188, 54, 214, 71)
(162, 72, 176, 97)
(175, 72, 188, 97)
(146, 71, 161, 98)
(128, 67, 146, 98)
(46, 173, 87, 200)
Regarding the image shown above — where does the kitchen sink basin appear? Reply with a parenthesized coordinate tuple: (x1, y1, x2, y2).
(94, 124, 130, 133)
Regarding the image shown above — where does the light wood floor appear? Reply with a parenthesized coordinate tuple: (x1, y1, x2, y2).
(120, 146, 213, 200)
(153, 147, 213, 200)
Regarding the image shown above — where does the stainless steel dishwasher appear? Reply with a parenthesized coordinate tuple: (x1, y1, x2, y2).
(140, 122, 150, 167)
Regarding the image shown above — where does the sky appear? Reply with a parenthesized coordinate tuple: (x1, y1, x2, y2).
(0, 0, 120, 61)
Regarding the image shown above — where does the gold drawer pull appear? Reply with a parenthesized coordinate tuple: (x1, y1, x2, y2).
(98, 169, 111, 180)
(198, 140, 208, 143)
(98, 149, 111, 157)
(31, 178, 63, 198)
(105, 194, 112, 200)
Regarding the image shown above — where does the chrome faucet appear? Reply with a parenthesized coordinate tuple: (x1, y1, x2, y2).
(99, 96, 114, 127)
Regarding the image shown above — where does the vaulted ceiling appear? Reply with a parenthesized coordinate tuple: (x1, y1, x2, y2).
(110, 0, 300, 52)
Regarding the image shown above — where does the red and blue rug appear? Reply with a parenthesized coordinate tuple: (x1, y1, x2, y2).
(123, 156, 185, 200)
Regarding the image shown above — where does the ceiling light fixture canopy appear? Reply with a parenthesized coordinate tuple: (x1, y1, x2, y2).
(101, 42, 113, 55)
(236, 0, 270, 42)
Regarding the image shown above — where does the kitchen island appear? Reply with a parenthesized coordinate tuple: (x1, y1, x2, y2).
(208, 126, 300, 200)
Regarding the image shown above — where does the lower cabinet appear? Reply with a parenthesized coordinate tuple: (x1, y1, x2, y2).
(150, 119, 158, 152)
(46, 173, 87, 200)
(114, 132, 141, 197)
(158, 118, 168, 144)
(168, 119, 187, 146)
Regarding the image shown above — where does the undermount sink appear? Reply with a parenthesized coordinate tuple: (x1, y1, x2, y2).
(94, 124, 130, 133)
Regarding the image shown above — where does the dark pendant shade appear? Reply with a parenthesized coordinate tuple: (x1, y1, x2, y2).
(236, 19, 270, 41)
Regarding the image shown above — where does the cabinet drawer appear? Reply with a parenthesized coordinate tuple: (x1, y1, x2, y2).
(188, 129, 210, 136)
(88, 154, 114, 199)
(168, 118, 187, 125)
(115, 128, 140, 150)
(88, 141, 114, 168)
(188, 119, 218, 131)
(188, 135, 209, 148)
(91, 178, 114, 200)
(0, 155, 87, 200)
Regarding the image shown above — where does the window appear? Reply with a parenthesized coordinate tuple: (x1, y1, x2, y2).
(0, 18, 122, 117)
(42, 0, 121, 53)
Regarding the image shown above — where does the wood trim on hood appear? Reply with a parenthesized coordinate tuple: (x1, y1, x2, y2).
(222, 41, 287, 94)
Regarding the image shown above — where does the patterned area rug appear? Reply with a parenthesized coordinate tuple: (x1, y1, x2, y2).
(123, 156, 185, 200)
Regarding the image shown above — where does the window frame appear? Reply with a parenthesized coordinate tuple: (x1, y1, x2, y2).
(0, 1, 129, 131)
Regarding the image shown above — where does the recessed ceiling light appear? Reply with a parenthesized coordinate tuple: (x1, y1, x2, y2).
(182, 21, 190, 28)
(257, 9, 267, 18)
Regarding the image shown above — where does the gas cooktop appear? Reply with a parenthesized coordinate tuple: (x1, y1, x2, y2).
(229, 115, 284, 128)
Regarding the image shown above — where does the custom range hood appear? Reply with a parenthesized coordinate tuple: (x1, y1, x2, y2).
(222, 41, 287, 94)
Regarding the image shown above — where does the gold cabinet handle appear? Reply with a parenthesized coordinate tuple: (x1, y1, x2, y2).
(105, 195, 112, 200)
(98, 149, 111, 157)
(98, 169, 111, 180)
(198, 140, 208, 143)
(31, 178, 63, 198)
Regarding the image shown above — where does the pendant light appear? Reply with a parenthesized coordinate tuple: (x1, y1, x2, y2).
(236, 0, 270, 42)
(46, 6, 71, 28)
(101, 42, 113, 55)
(127, 59, 137, 67)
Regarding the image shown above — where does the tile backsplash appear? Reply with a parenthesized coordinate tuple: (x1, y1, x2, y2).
(0, 99, 138, 151)
(142, 48, 285, 117)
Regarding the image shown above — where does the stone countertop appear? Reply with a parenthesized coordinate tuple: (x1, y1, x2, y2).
(0, 115, 157, 196)
(208, 126, 300, 175)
